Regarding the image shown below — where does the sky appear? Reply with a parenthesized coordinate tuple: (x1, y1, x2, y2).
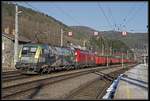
(15, 1, 148, 33)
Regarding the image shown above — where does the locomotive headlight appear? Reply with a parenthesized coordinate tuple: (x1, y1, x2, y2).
(34, 58, 38, 63)
(75, 52, 77, 55)
(19, 48, 22, 58)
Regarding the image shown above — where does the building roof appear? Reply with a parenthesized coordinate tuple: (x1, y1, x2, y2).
(2, 33, 31, 43)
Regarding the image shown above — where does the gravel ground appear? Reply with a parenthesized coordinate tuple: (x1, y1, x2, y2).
(32, 73, 100, 99)
(2, 66, 107, 88)
(66, 68, 130, 100)
(3, 65, 134, 100)
(31, 67, 123, 99)
(67, 78, 111, 100)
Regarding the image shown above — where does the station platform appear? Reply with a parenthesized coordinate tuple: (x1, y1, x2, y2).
(114, 64, 148, 99)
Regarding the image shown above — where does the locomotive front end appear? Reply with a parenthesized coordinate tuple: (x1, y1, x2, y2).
(15, 44, 42, 74)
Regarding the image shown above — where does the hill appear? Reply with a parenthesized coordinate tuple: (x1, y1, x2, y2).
(70, 26, 148, 50)
(2, 2, 145, 54)
(2, 2, 82, 46)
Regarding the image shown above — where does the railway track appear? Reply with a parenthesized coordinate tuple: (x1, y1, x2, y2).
(2, 74, 32, 82)
(2, 70, 36, 82)
(2, 64, 121, 84)
(2, 69, 94, 99)
(96, 68, 132, 99)
(2, 70, 20, 75)
(2, 64, 136, 100)
(65, 65, 135, 100)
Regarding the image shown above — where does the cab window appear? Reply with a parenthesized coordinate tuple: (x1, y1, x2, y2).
(22, 47, 29, 55)
(22, 46, 37, 55)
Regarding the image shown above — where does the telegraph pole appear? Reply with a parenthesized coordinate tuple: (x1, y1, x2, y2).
(60, 28, 63, 47)
(101, 36, 104, 56)
(101, 35, 106, 56)
(122, 52, 124, 68)
(14, 4, 18, 66)
(110, 47, 112, 56)
(83, 40, 86, 49)
(107, 54, 109, 67)
(101, 35, 108, 67)
(106, 40, 109, 67)
(127, 50, 129, 59)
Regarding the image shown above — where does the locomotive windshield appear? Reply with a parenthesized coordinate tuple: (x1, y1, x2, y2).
(19, 46, 38, 63)
(22, 46, 37, 56)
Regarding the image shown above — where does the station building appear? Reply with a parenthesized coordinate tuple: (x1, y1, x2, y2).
(2, 29, 31, 71)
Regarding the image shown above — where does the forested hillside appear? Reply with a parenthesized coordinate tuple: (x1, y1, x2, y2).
(2, 2, 145, 53)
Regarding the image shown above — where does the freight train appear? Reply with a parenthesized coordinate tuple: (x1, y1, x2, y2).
(15, 44, 134, 74)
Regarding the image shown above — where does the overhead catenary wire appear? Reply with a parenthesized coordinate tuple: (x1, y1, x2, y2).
(120, 4, 144, 32)
(23, 2, 41, 12)
(123, 6, 143, 26)
(120, 5, 136, 27)
(24, 2, 82, 29)
(53, 4, 82, 26)
(108, 7, 117, 31)
(23, 2, 84, 46)
(52, 4, 86, 46)
(16, 2, 49, 19)
(97, 3, 114, 30)
(97, 2, 114, 59)
(14, 2, 61, 45)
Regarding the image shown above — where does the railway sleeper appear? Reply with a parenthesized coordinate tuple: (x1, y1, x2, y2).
(93, 72, 114, 81)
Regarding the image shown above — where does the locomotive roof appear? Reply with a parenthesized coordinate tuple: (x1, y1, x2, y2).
(23, 43, 49, 48)
(23, 43, 95, 54)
